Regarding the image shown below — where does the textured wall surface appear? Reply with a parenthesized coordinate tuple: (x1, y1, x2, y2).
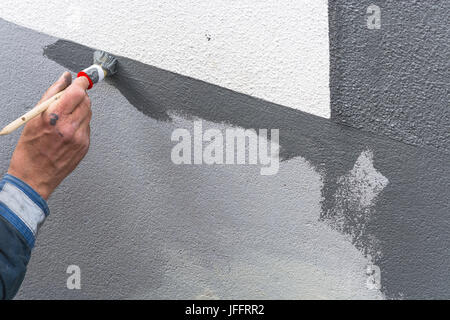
(0, 18, 449, 299)
(0, 19, 382, 299)
(0, 0, 331, 118)
(0, 0, 448, 300)
(329, 0, 449, 153)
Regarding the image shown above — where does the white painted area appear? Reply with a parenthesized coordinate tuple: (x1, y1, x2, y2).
(328, 149, 389, 263)
(0, 0, 331, 118)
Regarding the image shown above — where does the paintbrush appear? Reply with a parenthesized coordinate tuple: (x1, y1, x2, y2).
(0, 51, 118, 136)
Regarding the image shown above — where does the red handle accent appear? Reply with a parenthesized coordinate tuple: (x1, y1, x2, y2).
(77, 71, 94, 89)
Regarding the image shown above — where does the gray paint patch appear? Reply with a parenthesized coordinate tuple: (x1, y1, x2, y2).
(329, 0, 450, 154)
(0, 18, 382, 300)
(0, 18, 449, 299)
(40, 35, 450, 299)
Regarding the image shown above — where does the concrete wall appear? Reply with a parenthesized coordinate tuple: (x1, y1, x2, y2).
(0, 0, 448, 299)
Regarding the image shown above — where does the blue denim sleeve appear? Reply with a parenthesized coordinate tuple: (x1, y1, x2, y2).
(0, 174, 50, 300)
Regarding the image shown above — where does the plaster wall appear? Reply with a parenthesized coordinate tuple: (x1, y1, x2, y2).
(0, 19, 382, 299)
(329, 0, 450, 153)
(0, 0, 448, 300)
(0, 0, 331, 118)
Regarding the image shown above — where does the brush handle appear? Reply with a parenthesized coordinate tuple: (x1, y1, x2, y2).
(0, 90, 66, 136)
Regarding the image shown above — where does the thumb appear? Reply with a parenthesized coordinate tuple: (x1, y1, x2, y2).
(38, 71, 72, 104)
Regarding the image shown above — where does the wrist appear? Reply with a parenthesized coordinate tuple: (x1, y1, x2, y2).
(0, 174, 50, 248)
(7, 168, 52, 200)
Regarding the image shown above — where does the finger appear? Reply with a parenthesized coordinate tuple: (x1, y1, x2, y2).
(84, 122, 91, 139)
(73, 76, 90, 91)
(69, 96, 92, 127)
(46, 77, 89, 116)
(38, 72, 72, 104)
(74, 121, 91, 150)
(78, 119, 91, 137)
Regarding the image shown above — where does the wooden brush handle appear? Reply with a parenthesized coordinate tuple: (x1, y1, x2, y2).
(0, 90, 66, 136)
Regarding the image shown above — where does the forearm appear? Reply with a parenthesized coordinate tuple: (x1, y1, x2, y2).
(0, 174, 49, 299)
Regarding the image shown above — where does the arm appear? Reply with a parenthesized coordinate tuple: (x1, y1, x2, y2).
(0, 214, 30, 300)
(0, 72, 91, 299)
(0, 174, 46, 299)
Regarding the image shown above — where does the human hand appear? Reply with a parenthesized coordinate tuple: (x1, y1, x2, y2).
(8, 72, 92, 200)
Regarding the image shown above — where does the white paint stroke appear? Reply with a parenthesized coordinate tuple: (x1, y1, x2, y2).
(327, 149, 389, 290)
(127, 117, 382, 299)
(338, 150, 389, 211)
(0, 0, 331, 118)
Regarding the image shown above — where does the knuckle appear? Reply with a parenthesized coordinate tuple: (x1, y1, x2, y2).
(76, 76, 89, 87)
(83, 137, 91, 152)
(54, 80, 67, 91)
(59, 125, 76, 142)
(72, 136, 83, 148)
(73, 130, 89, 148)
(69, 85, 86, 101)
(74, 136, 84, 147)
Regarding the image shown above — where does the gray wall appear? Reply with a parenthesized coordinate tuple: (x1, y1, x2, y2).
(0, 0, 448, 300)
(329, 0, 449, 154)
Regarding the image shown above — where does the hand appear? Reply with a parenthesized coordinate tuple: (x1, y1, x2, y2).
(8, 72, 92, 200)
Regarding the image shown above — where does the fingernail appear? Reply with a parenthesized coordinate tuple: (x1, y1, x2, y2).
(58, 71, 72, 86)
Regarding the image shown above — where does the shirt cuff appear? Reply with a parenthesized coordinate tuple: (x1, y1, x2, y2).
(0, 174, 50, 248)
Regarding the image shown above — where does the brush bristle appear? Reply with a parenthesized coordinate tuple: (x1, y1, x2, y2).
(93, 50, 118, 76)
